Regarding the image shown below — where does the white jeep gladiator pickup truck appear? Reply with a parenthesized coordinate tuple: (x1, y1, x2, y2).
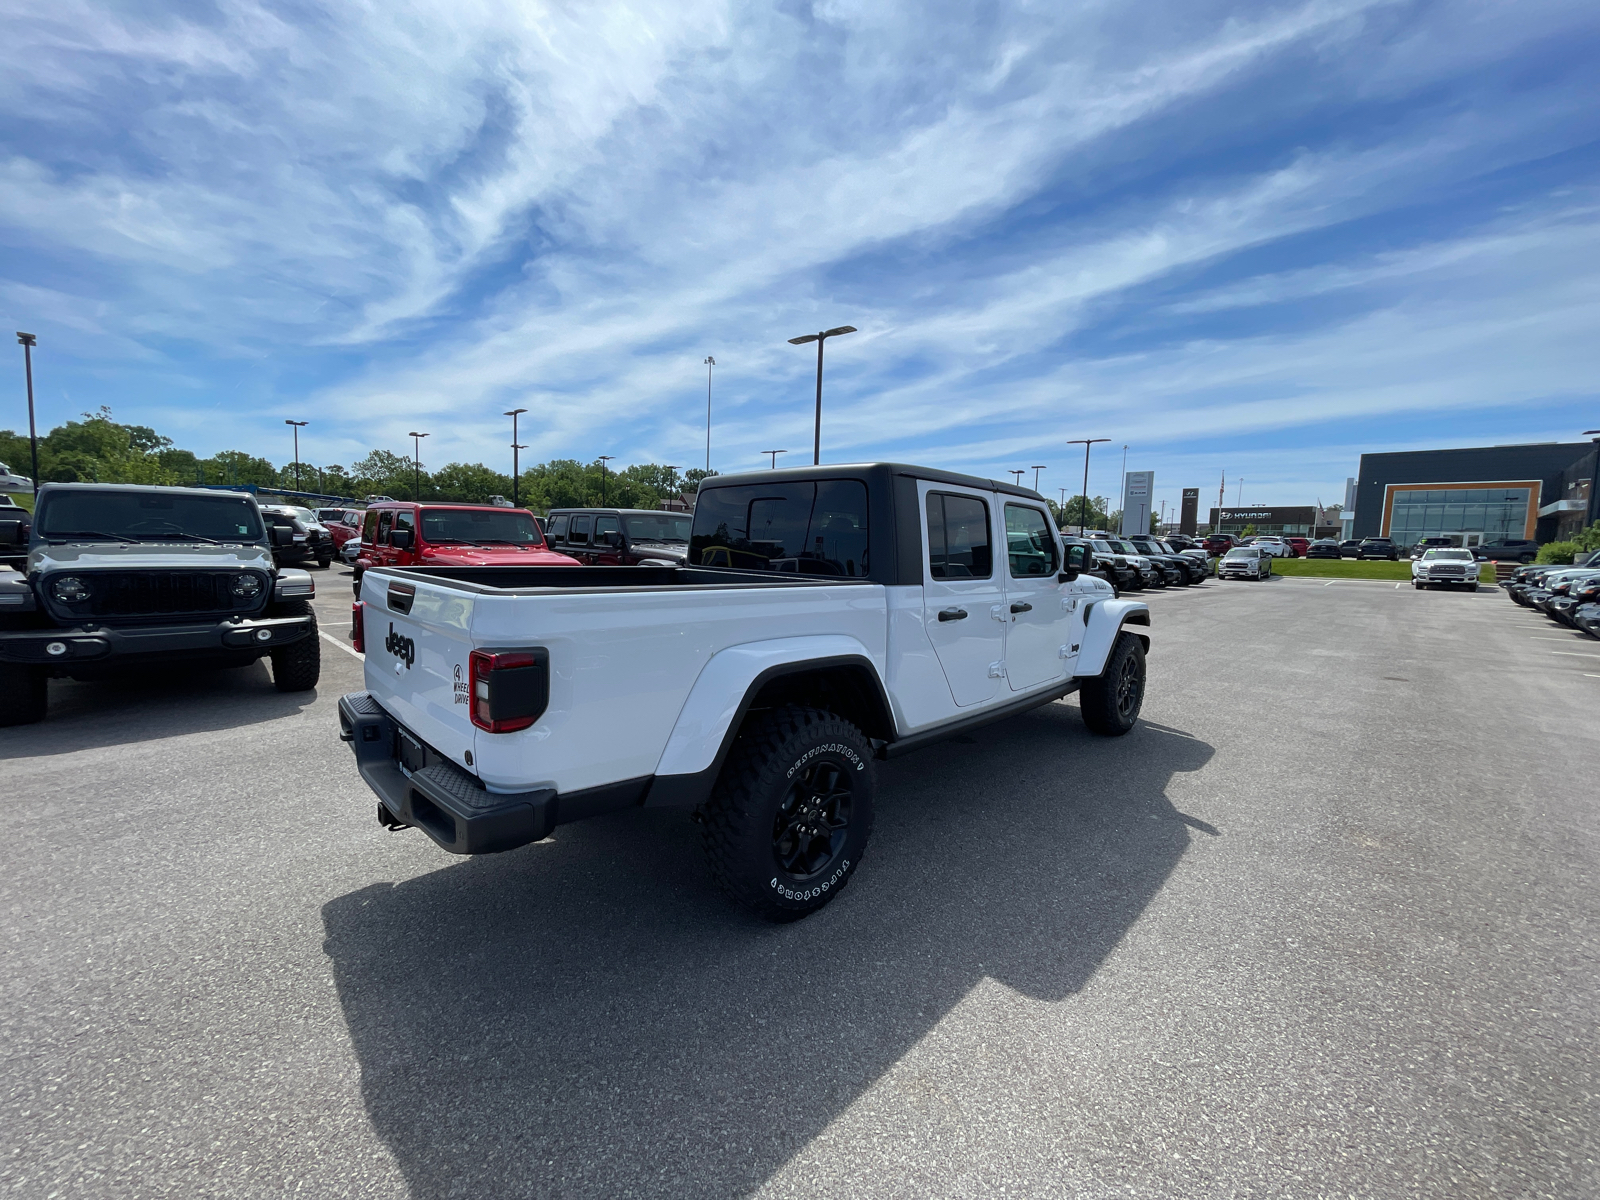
(339, 463, 1151, 920)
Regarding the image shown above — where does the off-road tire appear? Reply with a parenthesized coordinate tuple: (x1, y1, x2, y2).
(316, 551, 332, 569)
(269, 600, 321, 692)
(1413, 580, 1423, 589)
(1080, 632, 1145, 736)
(700, 704, 875, 923)
(0, 663, 47, 726)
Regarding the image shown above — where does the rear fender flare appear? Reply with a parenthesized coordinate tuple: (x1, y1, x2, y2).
(1076, 598, 1150, 676)
(650, 635, 889, 791)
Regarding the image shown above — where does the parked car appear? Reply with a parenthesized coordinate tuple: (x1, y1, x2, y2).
(1306, 538, 1342, 559)
(1164, 534, 1200, 552)
(0, 483, 318, 724)
(317, 507, 365, 554)
(0, 461, 32, 493)
(1573, 598, 1600, 639)
(1108, 538, 1166, 588)
(1547, 575, 1600, 627)
(546, 508, 693, 567)
(1358, 537, 1400, 560)
(1339, 539, 1362, 557)
(1247, 536, 1290, 558)
(1201, 534, 1239, 554)
(1061, 536, 1120, 594)
(1411, 548, 1479, 590)
(258, 504, 334, 568)
(353, 502, 578, 597)
(0, 495, 27, 568)
(1083, 538, 1141, 590)
(339, 461, 1151, 921)
(1476, 538, 1540, 563)
(1219, 545, 1271, 580)
(1282, 537, 1309, 558)
(1409, 536, 1457, 559)
(1126, 536, 1204, 585)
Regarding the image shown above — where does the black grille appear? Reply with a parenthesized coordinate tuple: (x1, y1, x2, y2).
(51, 571, 265, 619)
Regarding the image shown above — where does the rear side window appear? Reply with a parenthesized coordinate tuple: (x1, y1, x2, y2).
(377, 511, 392, 544)
(926, 492, 992, 579)
(690, 481, 869, 575)
(1004, 504, 1058, 578)
(363, 511, 378, 543)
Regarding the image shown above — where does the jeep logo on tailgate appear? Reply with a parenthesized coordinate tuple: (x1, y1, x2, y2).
(385, 623, 416, 668)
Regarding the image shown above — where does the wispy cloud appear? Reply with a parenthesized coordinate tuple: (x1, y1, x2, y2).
(0, 0, 1595, 499)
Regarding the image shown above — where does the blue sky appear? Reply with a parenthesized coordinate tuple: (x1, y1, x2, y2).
(2, 0, 1597, 516)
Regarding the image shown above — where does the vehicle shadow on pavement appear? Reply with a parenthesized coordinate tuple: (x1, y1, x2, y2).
(0, 663, 315, 759)
(321, 707, 1213, 1198)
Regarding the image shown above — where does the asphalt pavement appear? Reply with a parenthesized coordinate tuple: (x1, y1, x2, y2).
(3, 567, 1597, 1198)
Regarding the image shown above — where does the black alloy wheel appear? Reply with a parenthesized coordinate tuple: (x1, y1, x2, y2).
(1081, 632, 1145, 736)
(773, 760, 853, 878)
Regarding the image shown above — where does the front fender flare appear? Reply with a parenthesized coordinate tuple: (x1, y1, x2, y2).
(1076, 598, 1150, 676)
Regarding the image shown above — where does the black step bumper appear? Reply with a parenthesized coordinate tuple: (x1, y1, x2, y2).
(338, 692, 557, 855)
(0, 614, 312, 665)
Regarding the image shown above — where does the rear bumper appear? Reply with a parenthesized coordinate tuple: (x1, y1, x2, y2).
(0, 614, 311, 665)
(338, 692, 559, 855)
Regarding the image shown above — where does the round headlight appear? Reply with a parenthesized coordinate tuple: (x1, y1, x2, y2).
(232, 574, 263, 598)
(52, 576, 90, 603)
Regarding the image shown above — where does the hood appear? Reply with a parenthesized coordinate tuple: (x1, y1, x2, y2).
(29, 541, 274, 573)
(419, 545, 580, 567)
(630, 541, 688, 560)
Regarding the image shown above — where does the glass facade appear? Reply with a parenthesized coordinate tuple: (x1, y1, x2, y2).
(1387, 487, 1530, 546)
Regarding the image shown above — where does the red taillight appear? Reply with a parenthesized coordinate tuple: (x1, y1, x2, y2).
(468, 648, 548, 733)
(351, 601, 365, 653)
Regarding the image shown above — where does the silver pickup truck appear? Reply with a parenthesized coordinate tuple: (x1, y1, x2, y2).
(340, 463, 1151, 920)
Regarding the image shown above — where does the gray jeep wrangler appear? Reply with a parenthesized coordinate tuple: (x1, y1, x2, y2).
(0, 483, 321, 726)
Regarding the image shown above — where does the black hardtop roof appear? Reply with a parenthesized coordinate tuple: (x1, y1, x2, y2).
(701, 461, 1047, 502)
(37, 481, 260, 499)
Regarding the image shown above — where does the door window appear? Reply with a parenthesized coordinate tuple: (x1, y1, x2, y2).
(594, 515, 620, 544)
(1004, 505, 1058, 578)
(376, 511, 393, 544)
(569, 515, 593, 545)
(927, 493, 992, 579)
(363, 511, 378, 543)
(549, 513, 569, 543)
(395, 510, 415, 539)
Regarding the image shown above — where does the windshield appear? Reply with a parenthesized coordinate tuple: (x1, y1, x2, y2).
(1090, 540, 1117, 554)
(1224, 547, 1258, 558)
(690, 481, 868, 575)
(36, 489, 264, 542)
(1110, 540, 1139, 554)
(623, 514, 691, 543)
(1422, 549, 1474, 561)
(420, 507, 545, 546)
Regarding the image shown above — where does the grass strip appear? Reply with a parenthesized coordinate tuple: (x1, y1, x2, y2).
(1267, 557, 1493, 581)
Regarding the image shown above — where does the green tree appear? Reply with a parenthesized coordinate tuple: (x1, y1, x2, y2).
(682, 468, 718, 495)
(1241, 523, 1258, 537)
(1051, 495, 1110, 532)
(432, 462, 514, 504)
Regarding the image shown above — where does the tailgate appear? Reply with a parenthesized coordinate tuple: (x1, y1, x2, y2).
(362, 572, 476, 766)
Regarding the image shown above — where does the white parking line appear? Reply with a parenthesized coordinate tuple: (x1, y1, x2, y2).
(1530, 636, 1591, 641)
(1550, 651, 1600, 659)
(321, 631, 364, 660)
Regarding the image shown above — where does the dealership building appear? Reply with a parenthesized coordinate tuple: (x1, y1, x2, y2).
(1348, 441, 1599, 547)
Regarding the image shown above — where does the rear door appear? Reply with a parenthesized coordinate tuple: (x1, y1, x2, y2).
(921, 485, 1005, 707)
(1002, 502, 1074, 689)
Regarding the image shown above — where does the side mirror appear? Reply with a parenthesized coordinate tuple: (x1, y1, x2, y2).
(270, 525, 294, 547)
(603, 530, 624, 548)
(389, 529, 414, 550)
(1059, 544, 1089, 581)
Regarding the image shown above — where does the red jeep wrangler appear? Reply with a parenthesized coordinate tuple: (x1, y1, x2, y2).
(353, 502, 578, 597)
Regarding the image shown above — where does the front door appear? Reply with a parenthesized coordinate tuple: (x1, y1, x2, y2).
(567, 514, 594, 563)
(592, 514, 623, 565)
(922, 486, 1006, 707)
(1003, 503, 1073, 690)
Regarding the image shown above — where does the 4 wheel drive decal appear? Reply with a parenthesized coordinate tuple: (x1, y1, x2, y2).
(384, 623, 415, 669)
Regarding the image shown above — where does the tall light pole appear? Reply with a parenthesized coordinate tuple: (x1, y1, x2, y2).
(598, 455, 614, 506)
(1067, 438, 1110, 536)
(787, 325, 857, 465)
(1031, 465, 1047, 492)
(284, 420, 308, 492)
(661, 465, 678, 507)
(15, 333, 38, 497)
(703, 356, 715, 472)
(504, 408, 528, 507)
(407, 431, 428, 501)
(1008, 470, 1024, 486)
(763, 450, 787, 469)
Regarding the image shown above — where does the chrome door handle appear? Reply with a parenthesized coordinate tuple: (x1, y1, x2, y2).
(938, 607, 968, 622)
(1010, 602, 1032, 613)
